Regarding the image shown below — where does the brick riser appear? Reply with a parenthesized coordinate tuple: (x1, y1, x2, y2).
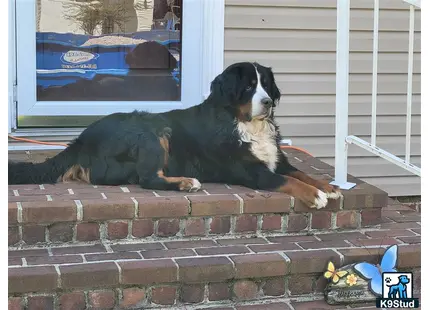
(8, 294, 423, 310)
(8, 182, 388, 247)
(8, 277, 422, 310)
(9, 200, 421, 309)
(8, 207, 421, 310)
(8, 234, 421, 309)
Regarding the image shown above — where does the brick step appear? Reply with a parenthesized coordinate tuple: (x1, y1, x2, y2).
(9, 216, 421, 309)
(8, 178, 388, 247)
(10, 296, 408, 310)
(9, 295, 402, 310)
(8, 151, 389, 247)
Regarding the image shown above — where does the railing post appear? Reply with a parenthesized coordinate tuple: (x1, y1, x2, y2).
(332, 0, 356, 190)
(371, 0, 379, 146)
(405, 4, 415, 164)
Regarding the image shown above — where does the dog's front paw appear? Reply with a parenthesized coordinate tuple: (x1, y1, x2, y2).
(317, 181, 342, 200)
(312, 190, 328, 209)
(189, 178, 202, 192)
(179, 178, 202, 192)
(297, 188, 328, 209)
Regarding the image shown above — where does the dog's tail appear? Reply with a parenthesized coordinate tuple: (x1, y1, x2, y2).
(8, 141, 82, 184)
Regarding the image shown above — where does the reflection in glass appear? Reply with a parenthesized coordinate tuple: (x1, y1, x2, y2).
(35, 0, 182, 101)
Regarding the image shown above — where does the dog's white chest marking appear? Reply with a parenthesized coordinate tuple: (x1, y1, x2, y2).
(237, 120, 279, 172)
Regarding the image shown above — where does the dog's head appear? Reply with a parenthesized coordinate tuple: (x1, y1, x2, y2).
(398, 275, 410, 284)
(209, 62, 281, 121)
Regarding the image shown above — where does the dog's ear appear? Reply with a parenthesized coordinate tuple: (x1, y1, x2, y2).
(268, 68, 281, 105)
(209, 66, 241, 104)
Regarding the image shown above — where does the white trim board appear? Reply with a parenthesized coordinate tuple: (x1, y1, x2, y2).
(9, 144, 66, 151)
(201, 0, 225, 100)
(8, 0, 16, 133)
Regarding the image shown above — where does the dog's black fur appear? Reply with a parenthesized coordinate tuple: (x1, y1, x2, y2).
(10, 62, 339, 207)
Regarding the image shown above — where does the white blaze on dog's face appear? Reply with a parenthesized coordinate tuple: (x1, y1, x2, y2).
(251, 64, 272, 119)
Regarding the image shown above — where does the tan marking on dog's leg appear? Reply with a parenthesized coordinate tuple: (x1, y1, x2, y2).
(276, 176, 327, 209)
(59, 165, 91, 184)
(289, 171, 341, 200)
(156, 129, 200, 192)
(156, 170, 201, 192)
(159, 136, 170, 168)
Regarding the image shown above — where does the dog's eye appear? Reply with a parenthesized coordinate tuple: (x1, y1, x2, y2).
(261, 80, 267, 88)
(245, 86, 252, 91)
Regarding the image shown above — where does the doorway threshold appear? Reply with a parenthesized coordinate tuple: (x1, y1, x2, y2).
(8, 128, 82, 151)
(9, 127, 84, 137)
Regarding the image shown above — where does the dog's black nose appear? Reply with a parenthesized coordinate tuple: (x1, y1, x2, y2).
(261, 98, 273, 106)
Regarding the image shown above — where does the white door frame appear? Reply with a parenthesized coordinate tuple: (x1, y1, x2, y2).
(10, 0, 224, 129)
(8, 0, 17, 133)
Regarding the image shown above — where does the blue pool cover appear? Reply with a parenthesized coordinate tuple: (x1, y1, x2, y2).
(36, 31, 181, 89)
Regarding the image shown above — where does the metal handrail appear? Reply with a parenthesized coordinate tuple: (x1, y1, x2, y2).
(332, 0, 421, 190)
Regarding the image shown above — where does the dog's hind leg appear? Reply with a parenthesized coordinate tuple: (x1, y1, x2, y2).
(136, 129, 202, 192)
(144, 171, 202, 192)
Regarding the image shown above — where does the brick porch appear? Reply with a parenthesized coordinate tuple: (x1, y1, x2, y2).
(8, 150, 421, 309)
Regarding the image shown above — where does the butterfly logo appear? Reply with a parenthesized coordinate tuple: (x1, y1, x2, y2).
(353, 244, 398, 296)
(324, 261, 348, 284)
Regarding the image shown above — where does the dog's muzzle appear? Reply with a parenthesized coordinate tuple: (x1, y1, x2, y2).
(262, 98, 274, 118)
(261, 98, 274, 107)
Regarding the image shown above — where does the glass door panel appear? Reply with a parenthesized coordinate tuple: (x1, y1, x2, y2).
(16, 0, 204, 127)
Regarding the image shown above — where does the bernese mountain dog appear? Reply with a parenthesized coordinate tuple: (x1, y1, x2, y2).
(9, 62, 341, 209)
